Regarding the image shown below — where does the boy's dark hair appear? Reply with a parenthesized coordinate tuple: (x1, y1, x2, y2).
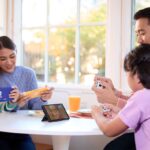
(134, 7, 150, 24)
(124, 44, 150, 89)
(0, 36, 16, 51)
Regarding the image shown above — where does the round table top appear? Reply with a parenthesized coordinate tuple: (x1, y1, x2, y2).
(0, 110, 103, 136)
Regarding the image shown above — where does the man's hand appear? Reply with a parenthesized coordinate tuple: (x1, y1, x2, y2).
(94, 76, 115, 91)
(92, 78, 118, 105)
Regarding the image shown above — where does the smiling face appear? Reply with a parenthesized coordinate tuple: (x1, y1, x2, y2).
(0, 48, 16, 73)
(135, 18, 150, 44)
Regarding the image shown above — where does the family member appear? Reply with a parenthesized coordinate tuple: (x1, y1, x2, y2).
(92, 7, 150, 150)
(92, 44, 150, 150)
(0, 35, 54, 150)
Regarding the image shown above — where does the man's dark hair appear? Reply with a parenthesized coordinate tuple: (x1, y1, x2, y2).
(124, 44, 150, 89)
(0, 36, 16, 51)
(134, 7, 150, 24)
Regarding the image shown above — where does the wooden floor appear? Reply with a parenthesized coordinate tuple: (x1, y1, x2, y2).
(35, 143, 53, 150)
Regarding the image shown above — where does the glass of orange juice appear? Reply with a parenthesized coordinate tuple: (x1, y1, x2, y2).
(68, 96, 80, 112)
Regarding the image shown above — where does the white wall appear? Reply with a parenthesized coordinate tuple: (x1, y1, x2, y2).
(106, 0, 132, 90)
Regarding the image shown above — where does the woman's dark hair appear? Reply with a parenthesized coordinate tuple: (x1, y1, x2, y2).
(124, 44, 150, 89)
(134, 7, 150, 24)
(0, 36, 16, 51)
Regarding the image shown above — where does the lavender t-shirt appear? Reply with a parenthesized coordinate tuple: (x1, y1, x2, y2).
(119, 88, 150, 150)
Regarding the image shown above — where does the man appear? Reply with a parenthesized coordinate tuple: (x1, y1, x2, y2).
(92, 7, 150, 150)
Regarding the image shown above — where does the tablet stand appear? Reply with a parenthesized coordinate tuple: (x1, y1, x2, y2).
(41, 115, 48, 121)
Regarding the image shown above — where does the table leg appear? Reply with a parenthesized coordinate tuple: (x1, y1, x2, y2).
(52, 135, 70, 150)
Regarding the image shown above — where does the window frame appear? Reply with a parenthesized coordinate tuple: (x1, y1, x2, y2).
(106, 0, 132, 91)
(0, 0, 7, 35)
(8, 0, 133, 91)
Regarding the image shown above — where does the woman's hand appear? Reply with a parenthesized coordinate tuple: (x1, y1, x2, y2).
(40, 87, 54, 101)
(16, 87, 54, 107)
(16, 94, 31, 107)
(9, 86, 20, 103)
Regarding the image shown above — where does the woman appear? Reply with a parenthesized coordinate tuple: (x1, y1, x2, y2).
(0, 35, 54, 150)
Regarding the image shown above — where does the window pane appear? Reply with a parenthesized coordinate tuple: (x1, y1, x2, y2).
(49, 0, 77, 25)
(80, 26, 106, 85)
(48, 27, 75, 83)
(134, 0, 150, 11)
(0, 0, 5, 34)
(22, 0, 47, 27)
(22, 29, 45, 81)
(80, 0, 107, 23)
(21, 0, 107, 85)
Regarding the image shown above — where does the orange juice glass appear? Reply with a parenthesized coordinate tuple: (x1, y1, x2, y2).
(68, 96, 80, 112)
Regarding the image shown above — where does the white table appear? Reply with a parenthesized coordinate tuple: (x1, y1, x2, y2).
(0, 110, 103, 150)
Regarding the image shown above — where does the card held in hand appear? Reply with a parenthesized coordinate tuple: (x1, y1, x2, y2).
(0, 87, 13, 102)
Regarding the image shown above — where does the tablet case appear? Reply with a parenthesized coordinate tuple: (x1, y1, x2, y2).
(0, 87, 13, 102)
(42, 114, 49, 121)
(41, 104, 70, 122)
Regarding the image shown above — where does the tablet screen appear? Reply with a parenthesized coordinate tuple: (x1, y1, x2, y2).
(42, 104, 70, 122)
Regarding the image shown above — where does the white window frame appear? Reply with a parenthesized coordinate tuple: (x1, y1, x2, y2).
(106, 0, 132, 91)
(7, 0, 133, 92)
(0, 0, 7, 35)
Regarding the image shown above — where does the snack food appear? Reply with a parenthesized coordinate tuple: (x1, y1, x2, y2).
(23, 87, 49, 99)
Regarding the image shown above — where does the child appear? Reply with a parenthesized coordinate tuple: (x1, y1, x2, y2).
(92, 44, 150, 150)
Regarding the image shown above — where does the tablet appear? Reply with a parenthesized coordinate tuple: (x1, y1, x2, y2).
(42, 104, 70, 122)
(0, 87, 13, 102)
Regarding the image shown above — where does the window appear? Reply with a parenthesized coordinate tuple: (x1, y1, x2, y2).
(134, 0, 149, 11)
(11, 0, 133, 90)
(21, 0, 107, 86)
(0, 0, 5, 35)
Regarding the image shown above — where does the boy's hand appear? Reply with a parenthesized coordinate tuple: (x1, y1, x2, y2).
(100, 103, 120, 119)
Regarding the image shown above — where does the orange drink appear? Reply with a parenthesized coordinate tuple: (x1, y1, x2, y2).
(68, 96, 80, 112)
